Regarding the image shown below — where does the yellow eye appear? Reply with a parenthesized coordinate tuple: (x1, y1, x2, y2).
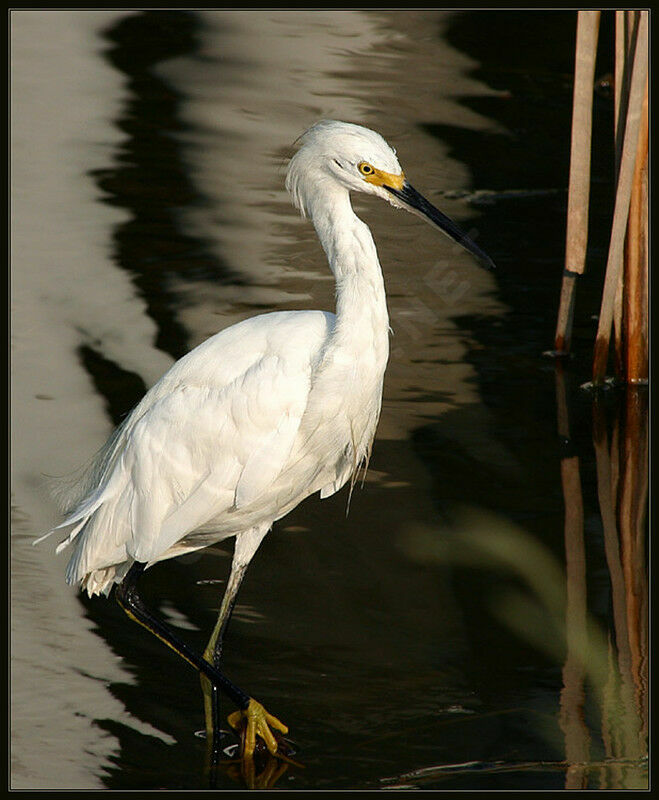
(358, 162, 375, 176)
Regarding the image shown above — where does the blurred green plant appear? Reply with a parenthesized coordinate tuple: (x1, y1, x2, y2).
(401, 503, 647, 789)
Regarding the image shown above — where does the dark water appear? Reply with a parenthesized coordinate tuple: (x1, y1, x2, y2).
(11, 10, 647, 790)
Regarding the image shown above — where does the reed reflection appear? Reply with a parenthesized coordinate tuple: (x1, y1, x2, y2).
(556, 368, 647, 789)
(532, 368, 648, 789)
(554, 363, 590, 789)
(592, 388, 648, 787)
(398, 371, 648, 790)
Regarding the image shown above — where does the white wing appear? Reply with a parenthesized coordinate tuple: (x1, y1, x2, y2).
(46, 310, 334, 583)
(130, 352, 312, 561)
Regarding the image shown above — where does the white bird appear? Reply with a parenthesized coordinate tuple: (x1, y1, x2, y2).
(37, 120, 494, 760)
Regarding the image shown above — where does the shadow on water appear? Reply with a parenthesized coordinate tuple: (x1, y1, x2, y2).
(78, 558, 232, 789)
(66, 9, 647, 790)
(89, 10, 243, 364)
(69, 10, 247, 788)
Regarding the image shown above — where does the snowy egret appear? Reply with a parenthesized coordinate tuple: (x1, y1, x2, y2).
(37, 120, 494, 759)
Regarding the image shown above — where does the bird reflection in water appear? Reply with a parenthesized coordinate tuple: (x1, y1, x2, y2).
(206, 725, 301, 789)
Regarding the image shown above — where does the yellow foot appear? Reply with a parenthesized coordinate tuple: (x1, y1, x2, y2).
(227, 698, 288, 759)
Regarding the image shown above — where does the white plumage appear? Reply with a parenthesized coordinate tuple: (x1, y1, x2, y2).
(40, 120, 494, 600)
(38, 120, 494, 757)
(41, 121, 408, 596)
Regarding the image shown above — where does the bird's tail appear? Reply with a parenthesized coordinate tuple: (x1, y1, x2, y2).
(34, 461, 132, 596)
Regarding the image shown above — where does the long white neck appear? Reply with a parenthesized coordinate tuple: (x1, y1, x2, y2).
(308, 185, 389, 359)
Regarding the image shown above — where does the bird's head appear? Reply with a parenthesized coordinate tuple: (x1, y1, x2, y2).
(286, 120, 495, 271)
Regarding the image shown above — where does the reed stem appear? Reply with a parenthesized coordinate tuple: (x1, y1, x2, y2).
(591, 11, 647, 384)
(553, 11, 600, 355)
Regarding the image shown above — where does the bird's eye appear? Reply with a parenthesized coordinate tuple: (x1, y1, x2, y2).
(358, 162, 375, 176)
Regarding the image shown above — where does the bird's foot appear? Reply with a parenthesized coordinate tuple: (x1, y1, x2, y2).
(227, 698, 289, 759)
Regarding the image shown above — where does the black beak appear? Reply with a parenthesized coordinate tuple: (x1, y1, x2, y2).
(385, 181, 496, 271)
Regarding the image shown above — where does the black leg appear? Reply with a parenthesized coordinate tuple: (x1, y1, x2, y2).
(116, 559, 288, 762)
(115, 561, 251, 711)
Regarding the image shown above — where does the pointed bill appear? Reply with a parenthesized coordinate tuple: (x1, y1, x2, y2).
(384, 181, 496, 271)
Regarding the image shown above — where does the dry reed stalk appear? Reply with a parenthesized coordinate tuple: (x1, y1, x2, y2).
(612, 10, 635, 376)
(592, 11, 648, 384)
(553, 11, 600, 355)
(623, 78, 648, 383)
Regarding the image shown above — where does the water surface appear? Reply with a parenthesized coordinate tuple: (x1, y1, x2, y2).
(11, 10, 647, 790)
